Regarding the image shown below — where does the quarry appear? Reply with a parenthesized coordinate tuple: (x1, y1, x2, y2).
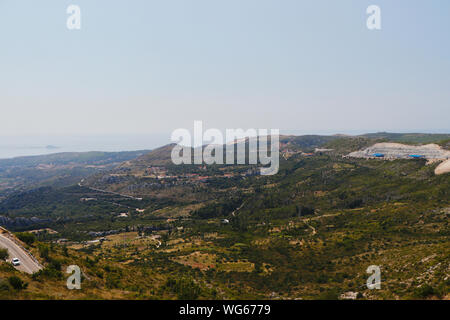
(348, 143, 450, 175)
(348, 143, 450, 160)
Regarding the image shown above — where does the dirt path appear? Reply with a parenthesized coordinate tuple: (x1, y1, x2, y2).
(305, 221, 317, 235)
(302, 212, 342, 236)
(231, 201, 246, 217)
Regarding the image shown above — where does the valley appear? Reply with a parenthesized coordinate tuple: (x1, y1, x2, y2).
(0, 133, 448, 300)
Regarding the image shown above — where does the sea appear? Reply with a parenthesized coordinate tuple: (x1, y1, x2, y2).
(0, 134, 171, 160)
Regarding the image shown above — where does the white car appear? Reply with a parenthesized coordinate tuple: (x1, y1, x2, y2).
(11, 258, 20, 266)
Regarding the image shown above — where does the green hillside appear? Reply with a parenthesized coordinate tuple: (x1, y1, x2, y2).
(0, 134, 449, 300)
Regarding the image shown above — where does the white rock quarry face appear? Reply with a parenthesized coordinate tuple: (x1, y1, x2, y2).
(348, 143, 450, 160)
(435, 159, 450, 175)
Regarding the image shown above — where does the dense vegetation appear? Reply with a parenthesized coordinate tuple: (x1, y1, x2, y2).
(0, 150, 149, 199)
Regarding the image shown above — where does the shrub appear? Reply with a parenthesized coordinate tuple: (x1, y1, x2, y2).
(38, 244, 50, 261)
(15, 232, 36, 246)
(32, 259, 63, 281)
(8, 276, 28, 291)
(413, 284, 438, 299)
(317, 288, 340, 300)
(164, 277, 201, 300)
(106, 274, 120, 289)
(0, 279, 10, 291)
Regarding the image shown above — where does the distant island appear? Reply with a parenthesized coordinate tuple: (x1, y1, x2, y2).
(45, 145, 60, 150)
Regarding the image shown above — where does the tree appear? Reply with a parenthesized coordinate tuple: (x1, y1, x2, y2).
(15, 232, 36, 246)
(0, 248, 8, 261)
(165, 277, 201, 300)
(297, 205, 315, 217)
(38, 244, 50, 261)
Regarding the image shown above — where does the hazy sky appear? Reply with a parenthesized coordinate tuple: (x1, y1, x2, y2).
(1, 0, 449, 138)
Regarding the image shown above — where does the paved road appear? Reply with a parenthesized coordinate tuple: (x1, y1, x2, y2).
(0, 234, 42, 274)
(79, 180, 142, 201)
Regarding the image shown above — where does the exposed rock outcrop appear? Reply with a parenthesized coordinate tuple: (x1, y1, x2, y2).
(0, 216, 51, 229)
(435, 159, 450, 175)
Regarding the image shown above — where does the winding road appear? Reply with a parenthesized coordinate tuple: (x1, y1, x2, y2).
(0, 233, 42, 274)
